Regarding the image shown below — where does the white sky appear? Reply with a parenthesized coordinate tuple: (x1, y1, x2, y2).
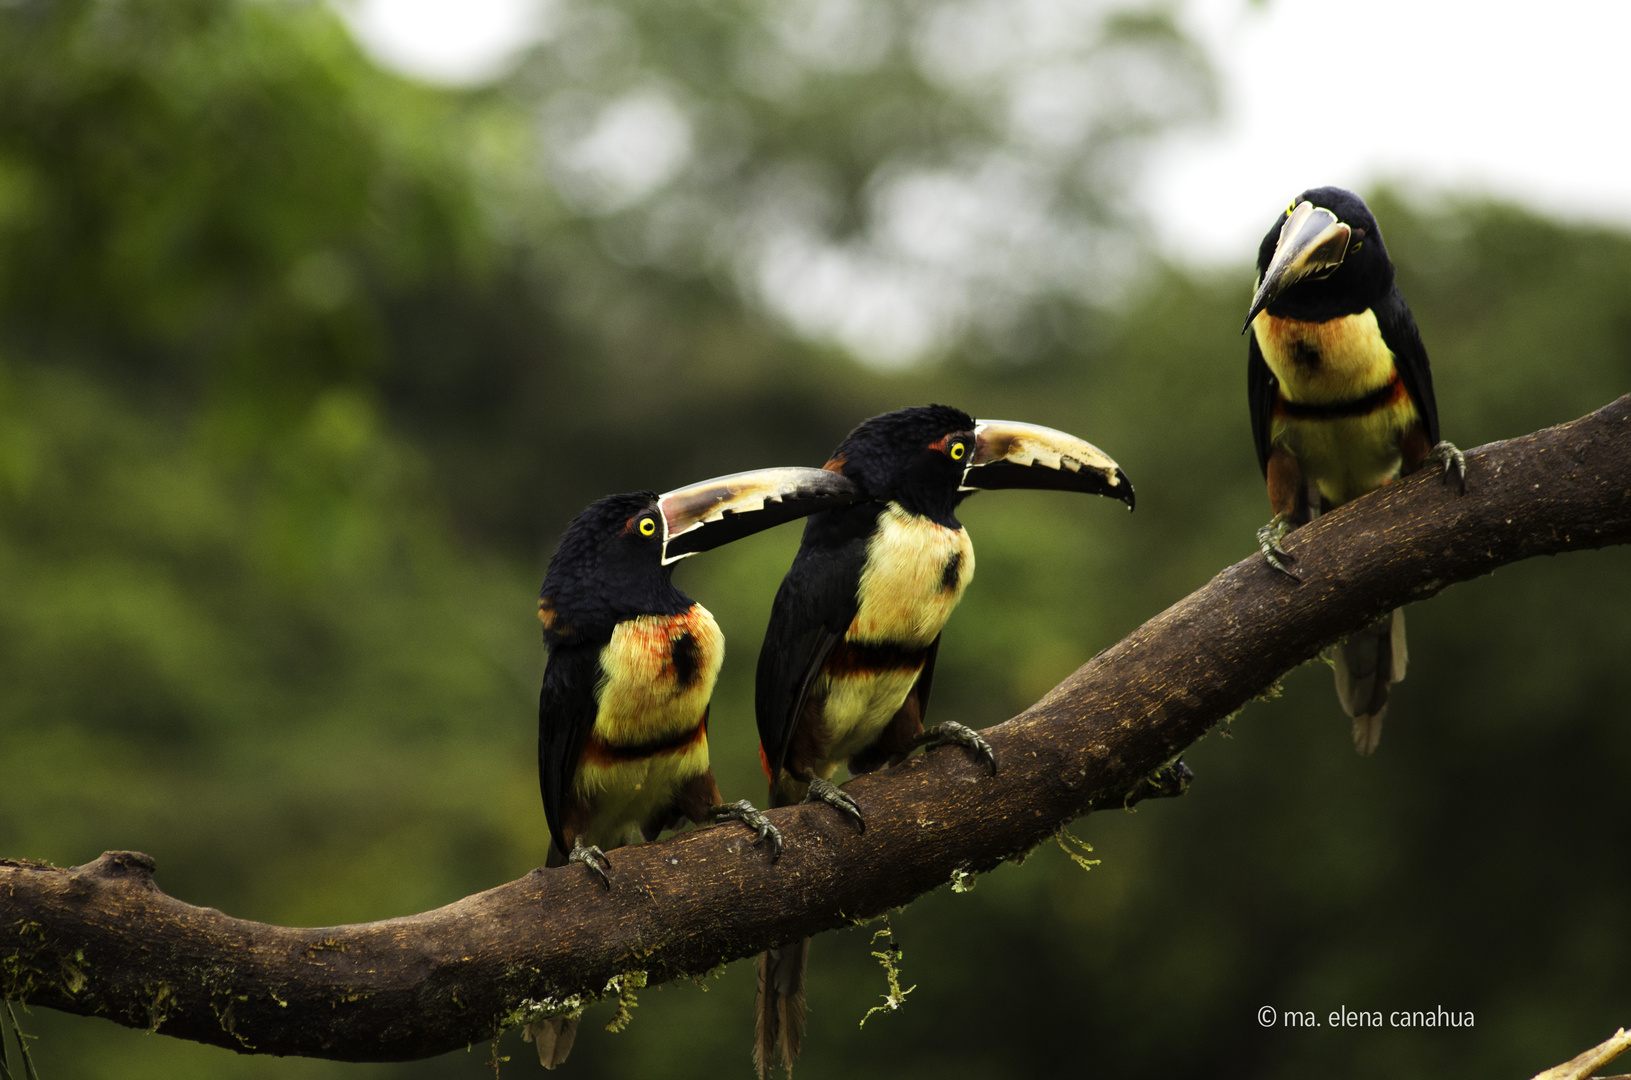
(1152, 0, 1631, 263)
(340, 0, 549, 84)
(342, 0, 1631, 268)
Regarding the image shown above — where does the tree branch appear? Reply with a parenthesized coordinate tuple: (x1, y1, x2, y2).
(1530, 1027, 1631, 1080)
(4, 396, 1629, 1062)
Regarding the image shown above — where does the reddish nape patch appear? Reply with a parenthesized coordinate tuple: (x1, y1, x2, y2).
(822, 456, 847, 474)
(537, 599, 569, 635)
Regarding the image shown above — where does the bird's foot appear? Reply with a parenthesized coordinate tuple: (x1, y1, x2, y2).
(1427, 440, 1466, 494)
(805, 776, 865, 832)
(1256, 513, 1300, 579)
(911, 721, 997, 775)
(710, 799, 784, 862)
(567, 839, 612, 889)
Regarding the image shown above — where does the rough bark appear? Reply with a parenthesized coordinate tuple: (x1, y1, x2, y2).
(3, 396, 1629, 1062)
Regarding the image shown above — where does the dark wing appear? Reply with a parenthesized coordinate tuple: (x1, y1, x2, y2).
(538, 641, 604, 856)
(1374, 285, 1441, 444)
(1247, 329, 1279, 476)
(909, 634, 941, 728)
(755, 506, 876, 775)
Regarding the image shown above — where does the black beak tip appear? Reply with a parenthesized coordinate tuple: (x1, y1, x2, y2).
(1116, 470, 1136, 511)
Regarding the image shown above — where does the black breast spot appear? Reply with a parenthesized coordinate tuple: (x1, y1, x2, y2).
(671, 631, 702, 687)
(1293, 340, 1321, 368)
(941, 551, 963, 592)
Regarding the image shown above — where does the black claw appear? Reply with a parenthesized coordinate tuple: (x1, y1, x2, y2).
(1256, 514, 1301, 580)
(913, 721, 998, 776)
(710, 799, 784, 862)
(568, 839, 613, 889)
(806, 776, 865, 832)
(1430, 440, 1467, 495)
(1264, 552, 1299, 579)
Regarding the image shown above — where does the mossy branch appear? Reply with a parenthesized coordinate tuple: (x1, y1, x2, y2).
(3, 396, 1630, 1062)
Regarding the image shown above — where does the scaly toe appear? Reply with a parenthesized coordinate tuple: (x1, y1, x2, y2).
(914, 721, 998, 775)
(1431, 440, 1467, 494)
(1261, 544, 1300, 578)
(807, 777, 865, 831)
(568, 841, 613, 889)
(1256, 516, 1301, 579)
(711, 799, 784, 862)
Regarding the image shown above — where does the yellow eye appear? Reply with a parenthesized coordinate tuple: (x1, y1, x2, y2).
(639, 517, 657, 537)
(949, 440, 966, 461)
(1286, 200, 1296, 216)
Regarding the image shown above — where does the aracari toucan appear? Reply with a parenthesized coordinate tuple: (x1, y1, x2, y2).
(523, 466, 861, 1069)
(751, 404, 1133, 1079)
(1244, 186, 1465, 755)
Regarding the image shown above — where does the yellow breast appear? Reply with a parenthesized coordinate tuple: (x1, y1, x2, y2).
(849, 503, 975, 644)
(1253, 309, 1396, 404)
(591, 606, 723, 748)
(809, 504, 974, 769)
(1253, 311, 1423, 507)
(572, 607, 721, 842)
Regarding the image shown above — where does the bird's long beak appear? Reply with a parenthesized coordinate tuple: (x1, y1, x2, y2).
(658, 467, 863, 564)
(962, 420, 1134, 510)
(1242, 200, 1352, 332)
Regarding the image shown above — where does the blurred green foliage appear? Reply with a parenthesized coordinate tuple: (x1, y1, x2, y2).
(0, 1, 1626, 1079)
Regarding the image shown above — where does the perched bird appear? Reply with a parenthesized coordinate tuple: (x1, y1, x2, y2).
(524, 466, 861, 1068)
(1243, 186, 1465, 754)
(752, 404, 1134, 1078)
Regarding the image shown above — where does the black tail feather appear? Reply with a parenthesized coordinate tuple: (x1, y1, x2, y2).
(754, 938, 810, 1079)
(1333, 608, 1408, 755)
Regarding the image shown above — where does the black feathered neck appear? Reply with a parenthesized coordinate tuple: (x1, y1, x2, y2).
(1257, 186, 1395, 323)
(830, 404, 975, 526)
(538, 492, 690, 644)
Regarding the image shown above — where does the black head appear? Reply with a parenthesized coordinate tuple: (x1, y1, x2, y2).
(537, 467, 864, 643)
(1245, 186, 1394, 329)
(828, 404, 977, 523)
(538, 492, 685, 644)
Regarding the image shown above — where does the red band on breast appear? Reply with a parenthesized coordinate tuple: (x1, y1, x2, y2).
(582, 720, 707, 766)
(824, 640, 929, 677)
(1276, 372, 1404, 420)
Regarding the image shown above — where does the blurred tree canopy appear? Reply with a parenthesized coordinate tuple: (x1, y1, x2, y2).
(0, 1, 1625, 1078)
